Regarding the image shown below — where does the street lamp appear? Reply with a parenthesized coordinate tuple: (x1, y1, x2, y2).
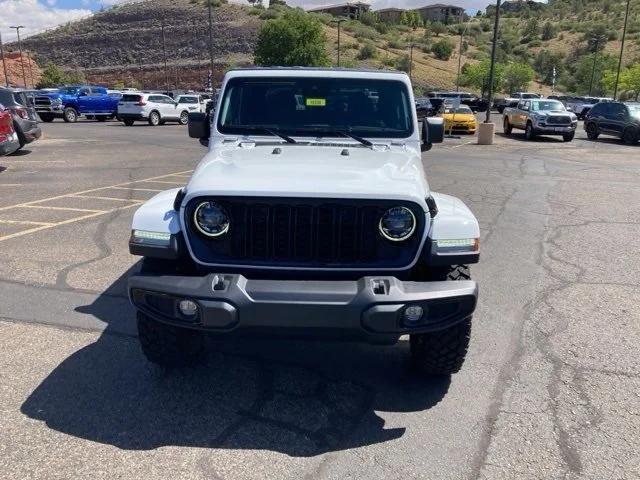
(0, 31, 9, 87)
(613, 0, 631, 100)
(588, 35, 605, 96)
(10, 26, 27, 89)
(484, 0, 501, 124)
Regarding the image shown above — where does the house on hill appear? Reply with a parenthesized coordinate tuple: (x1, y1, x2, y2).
(307, 1, 371, 19)
(416, 3, 464, 24)
(376, 7, 405, 23)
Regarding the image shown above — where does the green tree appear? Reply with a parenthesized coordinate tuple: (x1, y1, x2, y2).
(522, 19, 539, 39)
(533, 49, 565, 85)
(357, 42, 377, 60)
(254, 9, 329, 67)
(563, 53, 616, 95)
(431, 22, 447, 36)
(603, 64, 640, 100)
(460, 59, 504, 94)
(36, 62, 68, 88)
(502, 62, 534, 92)
(431, 38, 455, 60)
(395, 54, 412, 73)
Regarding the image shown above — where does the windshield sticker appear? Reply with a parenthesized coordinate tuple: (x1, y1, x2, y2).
(306, 98, 326, 107)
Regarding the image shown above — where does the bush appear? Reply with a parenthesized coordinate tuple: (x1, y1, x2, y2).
(387, 37, 405, 49)
(357, 43, 378, 60)
(395, 54, 412, 73)
(254, 10, 330, 66)
(431, 22, 447, 36)
(431, 38, 455, 60)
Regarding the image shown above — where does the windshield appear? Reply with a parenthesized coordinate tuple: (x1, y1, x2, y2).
(531, 100, 564, 111)
(444, 106, 472, 114)
(217, 76, 414, 138)
(59, 87, 79, 95)
(179, 96, 198, 103)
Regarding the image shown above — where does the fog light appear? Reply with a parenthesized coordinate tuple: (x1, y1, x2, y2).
(404, 305, 424, 324)
(178, 299, 198, 317)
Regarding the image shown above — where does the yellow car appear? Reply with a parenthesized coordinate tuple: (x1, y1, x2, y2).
(440, 105, 478, 134)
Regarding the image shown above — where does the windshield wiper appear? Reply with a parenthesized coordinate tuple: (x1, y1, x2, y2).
(331, 130, 374, 148)
(240, 126, 297, 144)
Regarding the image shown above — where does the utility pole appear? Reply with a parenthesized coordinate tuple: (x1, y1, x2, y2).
(613, 0, 631, 100)
(485, 0, 501, 124)
(0, 31, 9, 87)
(161, 18, 169, 93)
(10, 26, 27, 88)
(207, 0, 214, 83)
(26, 51, 35, 88)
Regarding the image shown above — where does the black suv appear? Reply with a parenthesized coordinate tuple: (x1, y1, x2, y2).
(0, 87, 41, 150)
(584, 102, 640, 145)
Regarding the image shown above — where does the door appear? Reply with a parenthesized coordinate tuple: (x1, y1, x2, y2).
(607, 103, 627, 136)
(77, 87, 93, 113)
(160, 96, 178, 119)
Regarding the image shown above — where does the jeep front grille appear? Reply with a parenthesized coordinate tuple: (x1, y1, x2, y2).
(184, 197, 426, 270)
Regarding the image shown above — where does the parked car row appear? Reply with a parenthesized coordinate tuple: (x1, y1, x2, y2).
(117, 93, 210, 126)
(0, 87, 42, 152)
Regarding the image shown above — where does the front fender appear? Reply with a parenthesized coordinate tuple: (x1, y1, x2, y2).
(425, 192, 480, 265)
(130, 188, 183, 259)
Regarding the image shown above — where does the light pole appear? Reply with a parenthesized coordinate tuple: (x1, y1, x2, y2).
(484, 0, 501, 124)
(588, 36, 604, 96)
(0, 31, 9, 87)
(160, 18, 169, 93)
(10, 26, 27, 88)
(613, 0, 631, 100)
(409, 43, 414, 80)
(335, 19, 345, 67)
(456, 18, 469, 92)
(207, 0, 215, 86)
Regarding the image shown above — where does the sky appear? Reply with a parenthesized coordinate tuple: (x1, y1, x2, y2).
(0, 0, 539, 43)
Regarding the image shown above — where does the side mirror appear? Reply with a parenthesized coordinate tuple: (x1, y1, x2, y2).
(566, 107, 573, 112)
(188, 112, 210, 145)
(421, 117, 444, 152)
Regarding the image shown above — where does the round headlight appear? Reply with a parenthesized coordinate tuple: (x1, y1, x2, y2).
(193, 201, 230, 237)
(379, 206, 416, 242)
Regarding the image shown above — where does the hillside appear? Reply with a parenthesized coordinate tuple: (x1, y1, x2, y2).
(3, 0, 639, 95)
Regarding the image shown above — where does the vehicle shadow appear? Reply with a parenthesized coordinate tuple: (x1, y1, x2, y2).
(498, 132, 566, 143)
(9, 148, 33, 156)
(20, 264, 451, 456)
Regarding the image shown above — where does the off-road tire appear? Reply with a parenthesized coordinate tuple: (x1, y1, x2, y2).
(622, 127, 638, 145)
(179, 111, 189, 125)
(137, 312, 204, 368)
(39, 113, 54, 122)
(148, 111, 161, 126)
(503, 117, 512, 135)
(63, 107, 78, 123)
(585, 122, 599, 140)
(409, 265, 472, 375)
(525, 122, 536, 140)
(563, 132, 575, 142)
(123, 119, 135, 126)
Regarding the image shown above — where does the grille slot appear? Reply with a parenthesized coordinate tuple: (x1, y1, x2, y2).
(185, 197, 424, 270)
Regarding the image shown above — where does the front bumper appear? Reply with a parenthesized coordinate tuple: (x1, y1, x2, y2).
(0, 133, 20, 155)
(129, 273, 478, 344)
(533, 123, 576, 134)
(23, 126, 42, 143)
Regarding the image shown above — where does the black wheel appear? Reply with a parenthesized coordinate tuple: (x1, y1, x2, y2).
(148, 111, 160, 126)
(503, 117, 512, 135)
(137, 312, 205, 368)
(39, 113, 54, 122)
(585, 122, 599, 140)
(179, 110, 189, 125)
(622, 127, 639, 145)
(563, 132, 575, 142)
(409, 265, 472, 375)
(63, 107, 78, 123)
(525, 122, 536, 140)
(123, 119, 135, 126)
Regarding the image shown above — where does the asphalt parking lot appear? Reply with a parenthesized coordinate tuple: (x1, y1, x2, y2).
(0, 119, 639, 480)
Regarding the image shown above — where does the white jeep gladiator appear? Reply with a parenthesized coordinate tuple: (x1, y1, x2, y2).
(128, 68, 480, 375)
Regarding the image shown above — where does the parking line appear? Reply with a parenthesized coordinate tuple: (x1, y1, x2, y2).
(0, 169, 192, 212)
(0, 204, 141, 243)
(71, 195, 146, 202)
(0, 219, 54, 226)
(21, 205, 105, 213)
(111, 187, 164, 192)
(0, 184, 23, 187)
(138, 180, 184, 185)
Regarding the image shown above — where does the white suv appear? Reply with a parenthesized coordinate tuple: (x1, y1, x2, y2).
(176, 94, 209, 115)
(118, 93, 189, 126)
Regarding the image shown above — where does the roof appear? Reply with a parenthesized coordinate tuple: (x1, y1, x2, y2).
(229, 66, 407, 75)
(416, 3, 464, 10)
(307, 1, 371, 12)
(224, 67, 410, 82)
(374, 7, 405, 12)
